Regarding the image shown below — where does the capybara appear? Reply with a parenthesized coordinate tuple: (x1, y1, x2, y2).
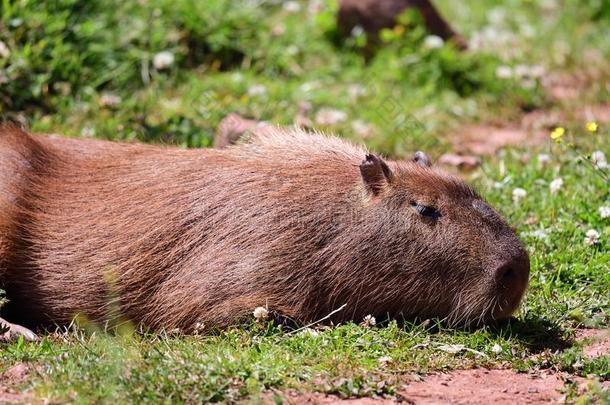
(338, 0, 468, 50)
(0, 125, 528, 339)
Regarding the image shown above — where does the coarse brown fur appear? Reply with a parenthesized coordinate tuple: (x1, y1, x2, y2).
(0, 125, 529, 333)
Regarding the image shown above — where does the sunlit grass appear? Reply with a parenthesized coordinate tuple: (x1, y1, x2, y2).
(0, 0, 608, 402)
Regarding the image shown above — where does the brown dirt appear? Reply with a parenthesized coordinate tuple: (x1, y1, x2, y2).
(269, 368, 607, 404)
(543, 73, 587, 102)
(438, 69, 610, 168)
(450, 125, 547, 156)
(397, 369, 588, 405)
(437, 154, 481, 170)
(0, 363, 34, 404)
(576, 328, 610, 358)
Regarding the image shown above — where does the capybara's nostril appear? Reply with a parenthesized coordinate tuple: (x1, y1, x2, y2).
(492, 254, 530, 319)
(497, 264, 516, 285)
(495, 257, 529, 289)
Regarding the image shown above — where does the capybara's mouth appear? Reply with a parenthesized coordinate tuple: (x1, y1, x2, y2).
(490, 278, 529, 321)
(490, 251, 530, 321)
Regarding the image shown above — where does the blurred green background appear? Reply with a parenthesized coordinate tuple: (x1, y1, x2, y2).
(1, 0, 608, 154)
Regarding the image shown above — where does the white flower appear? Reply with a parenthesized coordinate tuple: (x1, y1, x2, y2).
(299, 81, 319, 93)
(514, 64, 530, 78)
(584, 229, 600, 246)
(599, 206, 610, 219)
(542, 0, 559, 9)
(153, 51, 175, 70)
(81, 127, 96, 138)
(521, 79, 536, 89)
(99, 93, 121, 108)
(495, 66, 513, 79)
(347, 84, 367, 100)
(247, 84, 267, 97)
(512, 188, 527, 203)
(0, 40, 9, 59)
(350, 25, 364, 37)
(528, 64, 546, 78)
(286, 45, 299, 56)
(591, 150, 608, 169)
(549, 178, 563, 194)
(194, 322, 205, 334)
(423, 35, 444, 49)
(378, 356, 392, 364)
(315, 108, 347, 126)
(491, 343, 503, 354)
(298, 328, 320, 337)
(487, 8, 506, 24)
(512, 64, 545, 79)
(537, 153, 551, 166)
(308, 0, 324, 15)
(521, 24, 536, 38)
(253, 306, 269, 321)
(271, 24, 286, 36)
(283, 1, 301, 13)
(526, 229, 549, 240)
(360, 315, 376, 327)
(351, 120, 375, 138)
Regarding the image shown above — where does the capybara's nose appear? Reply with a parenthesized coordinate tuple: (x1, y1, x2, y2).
(495, 253, 529, 287)
(493, 252, 530, 319)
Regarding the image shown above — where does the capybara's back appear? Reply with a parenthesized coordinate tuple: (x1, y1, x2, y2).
(0, 126, 529, 333)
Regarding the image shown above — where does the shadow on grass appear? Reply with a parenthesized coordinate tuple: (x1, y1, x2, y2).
(266, 310, 572, 354)
(485, 316, 570, 353)
(378, 315, 571, 354)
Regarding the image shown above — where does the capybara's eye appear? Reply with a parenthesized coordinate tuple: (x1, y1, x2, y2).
(410, 201, 440, 219)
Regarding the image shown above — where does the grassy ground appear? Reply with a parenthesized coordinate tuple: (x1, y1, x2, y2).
(0, 0, 609, 403)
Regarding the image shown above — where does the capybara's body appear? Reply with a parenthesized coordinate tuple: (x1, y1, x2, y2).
(0, 126, 528, 332)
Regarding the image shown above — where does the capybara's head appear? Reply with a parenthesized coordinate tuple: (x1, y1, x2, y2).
(349, 152, 529, 326)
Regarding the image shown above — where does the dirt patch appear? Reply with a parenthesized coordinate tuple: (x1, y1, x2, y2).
(269, 368, 607, 404)
(542, 73, 588, 102)
(444, 68, 610, 161)
(575, 103, 610, 123)
(268, 392, 394, 404)
(398, 369, 582, 405)
(437, 154, 481, 170)
(450, 125, 547, 156)
(576, 328, 610, 358)
(0, 363, 34, 404)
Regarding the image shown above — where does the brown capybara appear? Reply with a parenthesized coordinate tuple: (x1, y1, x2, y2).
(338, 0, 468, 50)
(0, 125, 528, 340)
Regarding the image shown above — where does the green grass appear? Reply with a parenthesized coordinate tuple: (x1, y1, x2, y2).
(0, 0, 609, 403)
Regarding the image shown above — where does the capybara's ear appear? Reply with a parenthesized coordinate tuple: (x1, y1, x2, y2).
(360, 154, 393, 195)
(413, 151, 432, 167)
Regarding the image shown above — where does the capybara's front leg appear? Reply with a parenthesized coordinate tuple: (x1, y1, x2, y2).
(0, 317, 37, 342)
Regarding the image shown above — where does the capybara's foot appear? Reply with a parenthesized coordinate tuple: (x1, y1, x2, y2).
(0, 317, 38, 342)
